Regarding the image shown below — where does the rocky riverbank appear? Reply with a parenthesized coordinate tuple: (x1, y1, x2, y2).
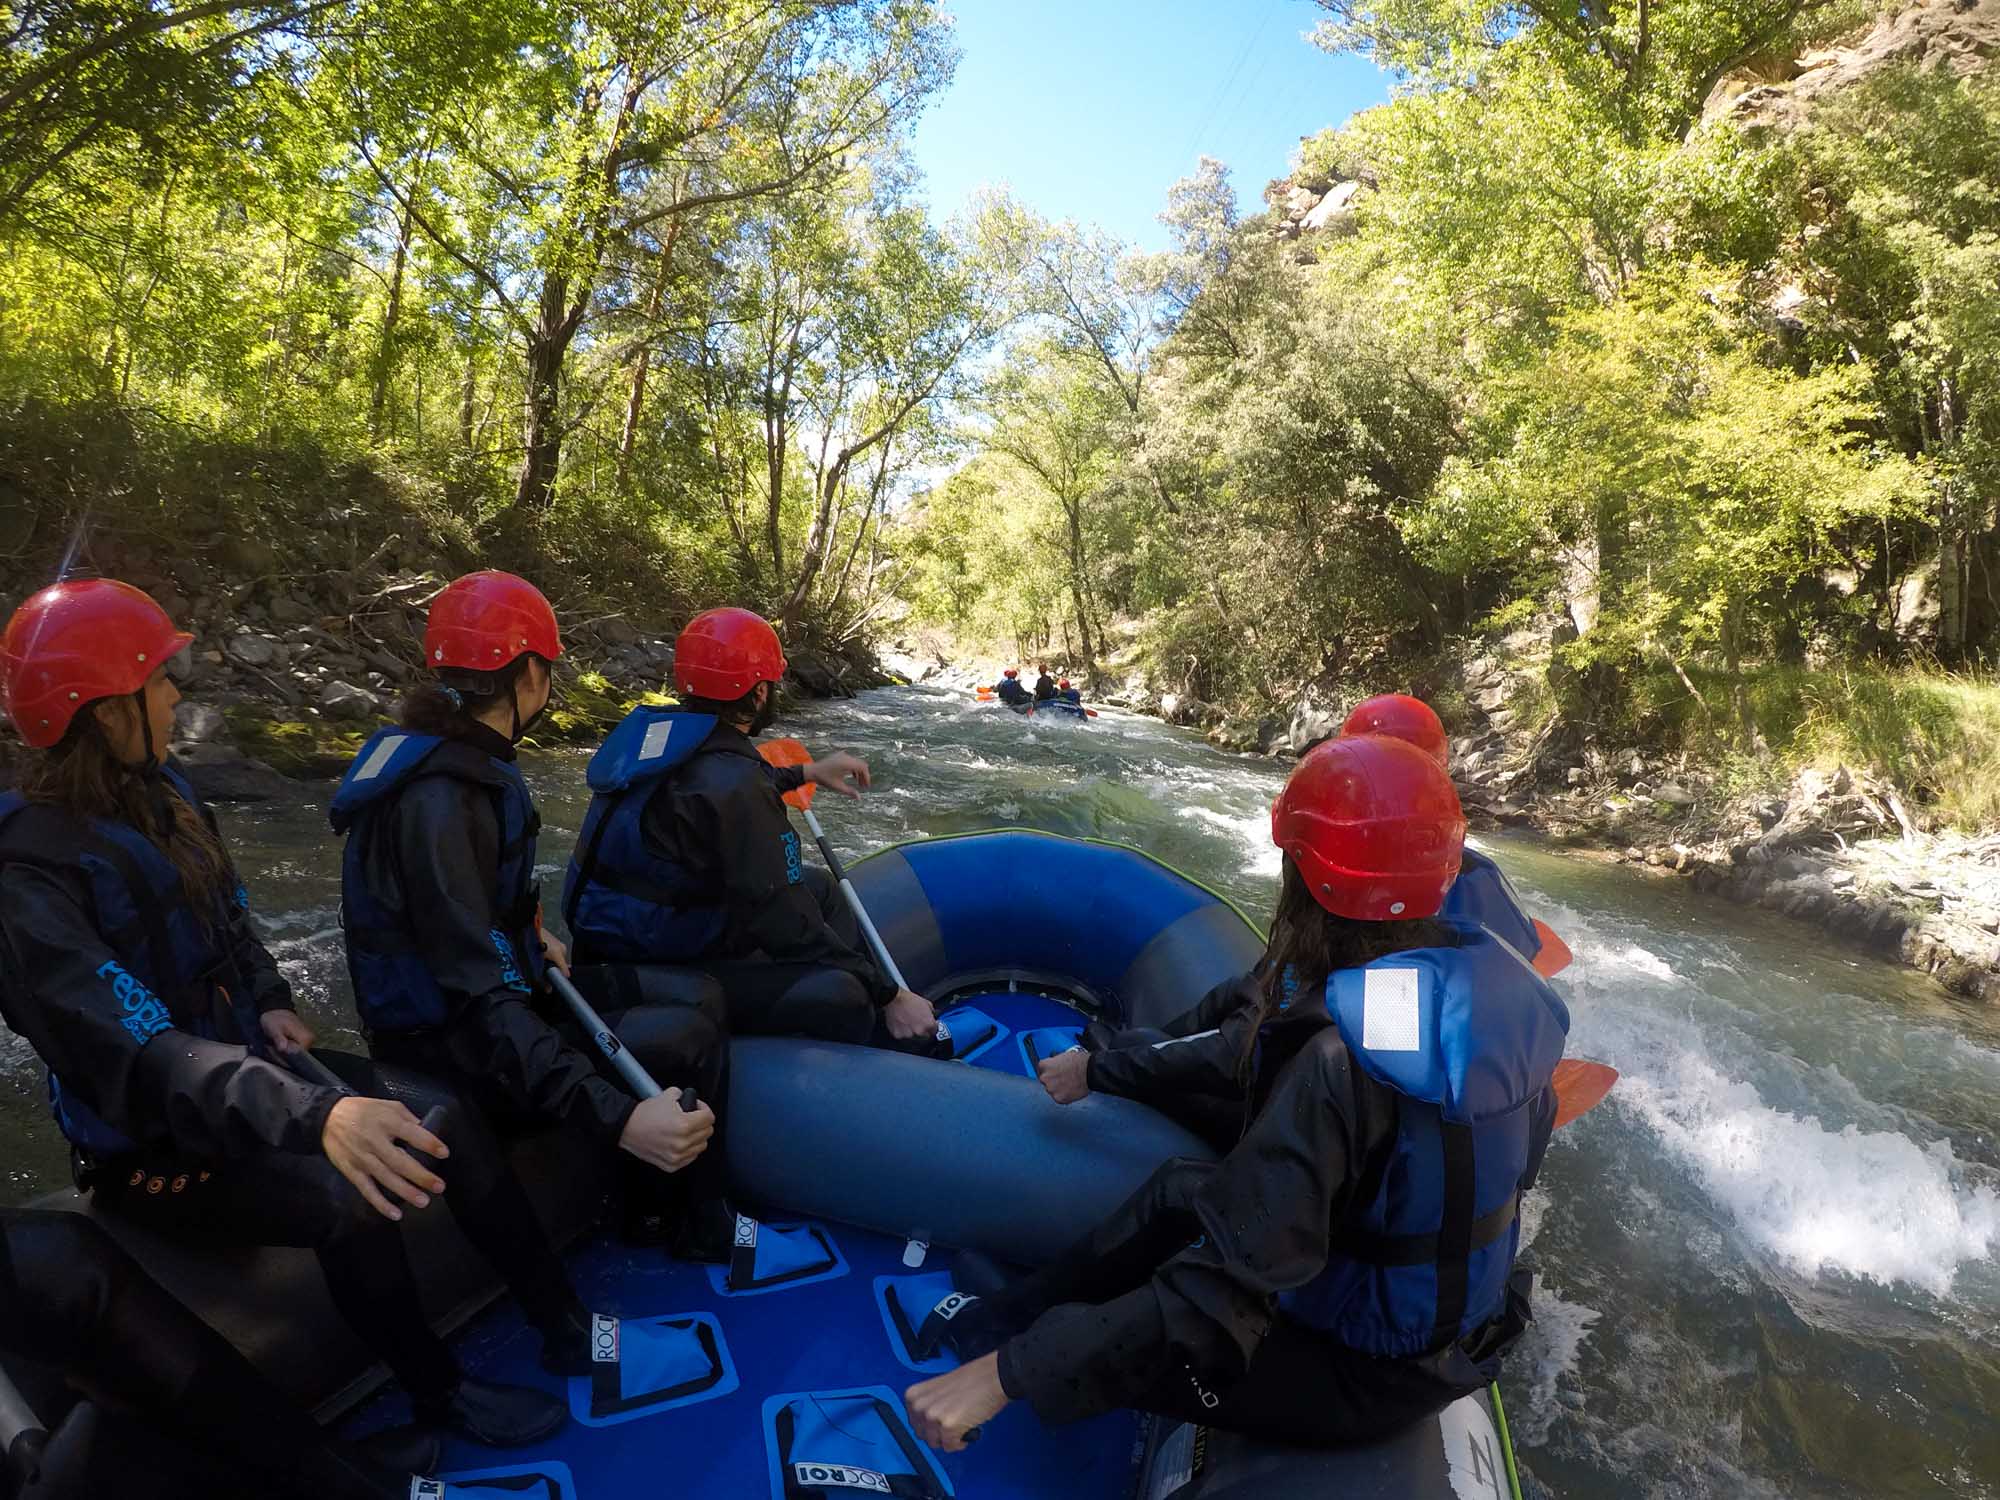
(0, 546, 885, 804)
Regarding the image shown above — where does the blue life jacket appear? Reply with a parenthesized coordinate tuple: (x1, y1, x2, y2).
(562, 708, 727, 966)
(994, 678, 1029, 704)
(1442, 847, 1542, 961)
(1058, 688, 1082, 706)
(330, 728, 546, 1034)
(1280, 926, 1569, 1358)
(0, 769, 257, 1158)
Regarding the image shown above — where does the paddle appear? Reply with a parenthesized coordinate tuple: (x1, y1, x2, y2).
(1530, 919, 1574, 978)
(0, 1366, 45, 1493)
(1552, 1059, 1618, 1128)
(547, 969, 665, 1101)
(758, 738, 913, 993)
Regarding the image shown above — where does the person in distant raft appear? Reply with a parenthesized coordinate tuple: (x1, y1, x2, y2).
(564, 606, 944, 1052)
(0, 580, 564, 1450)
(992, 668, 1031, 708)
(331, 570, 734, 1270)
(1033, 666, 1058, 703)
(905, 733, 1568, 1453)
(0, 1207, 450, 1499)
(1057, 678, 1083, 708)
(1340, 693, 1572, 978)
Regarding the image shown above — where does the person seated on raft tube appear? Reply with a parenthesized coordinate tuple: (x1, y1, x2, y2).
(992, 668, 1031, 708)
(1056, 678, 1082, 708)
(0, 580, 566, 1450)
(332, 572, 733, 1268)
(906, 733, 1569, 1455)
(1033, 666, 1058, 703)
(564, 606, 944, 1053)
(1339, 694, 1572, 979)
(0, 1207, 451, 1499)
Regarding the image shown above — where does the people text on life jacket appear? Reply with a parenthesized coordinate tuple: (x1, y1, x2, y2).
(0, 1207, 450, 1499)
(1340, 693, 1572, 977)
(333, 571, 731, 1270)
(0, 579, 566, 1449)
(905, 733, 1567, 1454)
(565, 606, 943, 1053)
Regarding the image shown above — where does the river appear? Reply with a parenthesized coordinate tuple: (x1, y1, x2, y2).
(4, 683, 1998, 1498)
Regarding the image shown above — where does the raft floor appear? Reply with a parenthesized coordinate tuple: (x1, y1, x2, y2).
(344, 991, 1139, 1499)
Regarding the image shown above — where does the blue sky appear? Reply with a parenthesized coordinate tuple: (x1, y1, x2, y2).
(908, 0, 1390, 251)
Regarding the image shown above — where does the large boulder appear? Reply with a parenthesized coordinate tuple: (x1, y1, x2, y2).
(223, 630, 281, 668)
(319, 680, 384, 722)
(1704, 0, 2000, 131)
(174, 743, 296, 803)
(172, 701, 228, 744)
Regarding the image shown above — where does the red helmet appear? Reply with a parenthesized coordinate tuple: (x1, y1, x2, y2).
(425, 571, 561, 672)
(1342, 693, 1448, 769)
(1058, 679, 1070, 689)
(674, 607, 786, 700)
(2, 580, 192, 748)
(1003, 668, 1018, 679)
(1271, 735, 1465, 921)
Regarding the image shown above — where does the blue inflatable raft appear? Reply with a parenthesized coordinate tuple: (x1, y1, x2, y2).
(15, 830, 1525, 1500)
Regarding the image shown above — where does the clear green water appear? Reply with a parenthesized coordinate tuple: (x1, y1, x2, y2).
(5, 683, 1997, 1498)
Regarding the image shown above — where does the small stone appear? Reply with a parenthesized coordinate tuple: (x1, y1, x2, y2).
(1631, 782, 1652, 799)
(1654, 783, 1697, 808)
(1566, 766, 1587, 786)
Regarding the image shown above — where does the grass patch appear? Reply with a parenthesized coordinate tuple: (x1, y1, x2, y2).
(1621, 661, 2000, 829)
(536, 670, 674, 745)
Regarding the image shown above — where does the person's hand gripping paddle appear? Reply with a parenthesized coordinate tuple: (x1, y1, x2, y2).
(540, 967, 714, 1173)
(759, 738, 945, 1047)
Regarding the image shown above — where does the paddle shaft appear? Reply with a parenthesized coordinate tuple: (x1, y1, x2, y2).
(798, 805, 911, 992)
(548, 969, 664, 1100)
(0, 1367, 44, 1483)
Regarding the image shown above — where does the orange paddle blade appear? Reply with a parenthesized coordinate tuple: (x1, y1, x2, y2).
(1531, 919, 1574, 977)
(1552, 1059, 1618, 1128)
(757, 737, 816, 810)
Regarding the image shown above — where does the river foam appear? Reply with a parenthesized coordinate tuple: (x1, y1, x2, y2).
(1544, 898, 2000, 1298)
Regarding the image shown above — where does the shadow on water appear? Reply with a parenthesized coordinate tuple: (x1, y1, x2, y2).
(2, 682, 1995, 1498)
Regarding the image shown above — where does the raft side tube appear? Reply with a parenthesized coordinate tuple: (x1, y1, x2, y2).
(850, 831, 1264, 1027)
(724, 1038, 1217, 1266)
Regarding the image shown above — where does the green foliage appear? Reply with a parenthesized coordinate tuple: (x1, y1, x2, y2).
(0, 0, 974, 642)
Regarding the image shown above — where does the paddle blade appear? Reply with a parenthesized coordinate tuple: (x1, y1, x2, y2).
(975, 686, 993, 699)
(757, 737, 816, 810)
(1530, 919, 1574, 977)
(1551, 1059, 1617, 1128)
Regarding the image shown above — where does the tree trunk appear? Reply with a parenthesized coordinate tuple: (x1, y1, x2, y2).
(458, 336, 478, 452)
(1063, 497, 1096, 668)
(513, 275, 576, 516)
(617, 210, 685, 485)
(369, 192, 416, 442)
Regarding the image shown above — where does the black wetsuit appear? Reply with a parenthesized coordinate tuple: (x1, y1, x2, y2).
(0, 785, 571, 1408)
(630, 721, 909, 1045)
(994, 679, 1031, 707)
(988, 975, 1545, 1446)
(0, 1210, 405, 1500)
(349, 722, 732, 1228)
(1033, 675, 1057, 703)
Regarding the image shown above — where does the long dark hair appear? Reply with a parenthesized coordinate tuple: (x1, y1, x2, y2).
(1237, 857, 1455, 1086)
(19, 701, 233, 917)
